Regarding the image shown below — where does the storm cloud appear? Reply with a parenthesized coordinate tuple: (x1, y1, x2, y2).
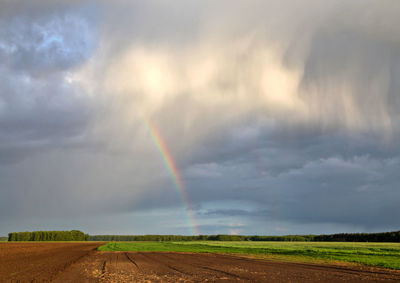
(0, 0, 399, 235)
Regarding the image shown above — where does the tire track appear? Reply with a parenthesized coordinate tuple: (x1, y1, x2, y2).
(138, 252, 190, 275)
(124, 252, 139, 269)
(156, 252, 249, 281)
(100, 260, 107, 278)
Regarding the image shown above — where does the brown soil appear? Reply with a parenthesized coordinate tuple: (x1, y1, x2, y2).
(1, 243, 400, 282)
(0, 242, 102, 282)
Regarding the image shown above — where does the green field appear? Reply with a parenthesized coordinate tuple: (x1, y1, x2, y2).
(98, 241, 400, 270)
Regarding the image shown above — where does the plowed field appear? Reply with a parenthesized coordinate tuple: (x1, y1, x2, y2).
(0, 242, 102, 282)
(1, 243, 400, 282)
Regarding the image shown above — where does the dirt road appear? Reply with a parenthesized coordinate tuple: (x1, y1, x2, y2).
(1, 243, 400, 282)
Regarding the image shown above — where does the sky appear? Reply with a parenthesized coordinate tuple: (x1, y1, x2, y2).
(1, 0, 400, 236)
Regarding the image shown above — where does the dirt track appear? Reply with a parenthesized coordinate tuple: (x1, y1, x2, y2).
(1, 243, 400, 282)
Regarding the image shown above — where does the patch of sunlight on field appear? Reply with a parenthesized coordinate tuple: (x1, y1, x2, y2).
(98, 241, 400, 270)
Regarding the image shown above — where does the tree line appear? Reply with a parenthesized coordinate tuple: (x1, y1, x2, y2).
(313, 231, 400, 242)
(89, 234, 317, 242)
(8, 230, 89, 241)
(90, 231, 400, 242)
(7, 230, 400, 242)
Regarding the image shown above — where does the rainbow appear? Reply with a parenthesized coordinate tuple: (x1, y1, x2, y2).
(142, 119, 199, 235)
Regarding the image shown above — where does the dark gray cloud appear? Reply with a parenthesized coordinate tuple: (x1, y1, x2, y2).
(0, 1, 97, 165)
(0, 0, 98, 73)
